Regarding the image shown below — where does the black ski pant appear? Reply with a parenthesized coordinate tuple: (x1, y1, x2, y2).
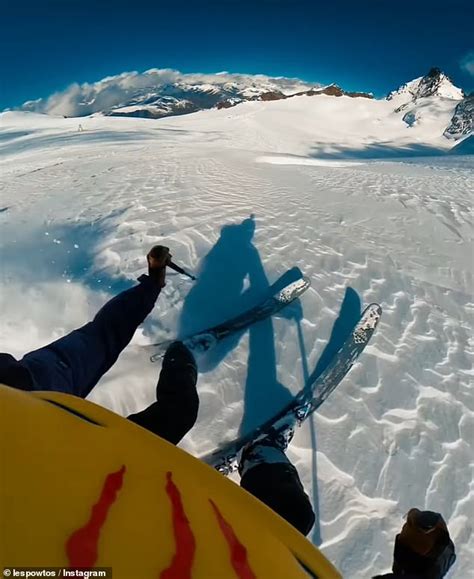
(130, 353, 314, 536)
(128, 340, 199, 445)
(132, 347, 314, 536)
(241, 462, 315, 536)
(19, 275, 161, 398)
(15, 275, 197, 445)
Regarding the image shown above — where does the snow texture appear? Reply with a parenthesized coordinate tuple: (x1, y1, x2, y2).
(0, 95, 472, 578)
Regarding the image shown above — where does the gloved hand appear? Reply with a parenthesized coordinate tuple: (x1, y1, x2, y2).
(147, 245, 171, 288)
(391, 509, 456, 579)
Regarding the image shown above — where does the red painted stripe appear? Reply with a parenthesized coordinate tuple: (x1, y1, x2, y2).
(160, 472, 196, 579)
(210, 499, 256, 579)
(66, 465, 126, 567)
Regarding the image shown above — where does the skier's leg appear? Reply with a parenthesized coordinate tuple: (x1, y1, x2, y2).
(127, 342, 199, 445)
(239, 443, 315, 536)
(21, 275, 162, 397)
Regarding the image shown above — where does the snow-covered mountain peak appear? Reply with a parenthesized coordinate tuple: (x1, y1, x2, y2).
(415, 67, 464, 99)
(386, 68, 468, 139)
(388, 67, 464, 103)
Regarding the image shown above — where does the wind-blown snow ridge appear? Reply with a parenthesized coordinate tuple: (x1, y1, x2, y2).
(0, 94, 472, 578)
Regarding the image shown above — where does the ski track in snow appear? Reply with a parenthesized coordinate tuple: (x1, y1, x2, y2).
(0, 109, 473, 578)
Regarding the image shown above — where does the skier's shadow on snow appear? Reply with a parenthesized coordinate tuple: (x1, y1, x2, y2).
(177, 216, 362, 547)
(299, 286, 361, 545)
(178, 215, 300, 434)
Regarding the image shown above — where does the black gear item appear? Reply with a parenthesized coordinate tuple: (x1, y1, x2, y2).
(390, 509, 456, 579)
(237, 427, 294, 478)
(240, 462, 315, 536)
(128, 341, 198, 444)
(147, 245, 171, 287)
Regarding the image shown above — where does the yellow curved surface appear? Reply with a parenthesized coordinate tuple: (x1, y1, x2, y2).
(0, 384, 341, 578)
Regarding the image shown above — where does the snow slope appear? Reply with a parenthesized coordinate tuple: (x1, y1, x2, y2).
(0, 100, 472, 577)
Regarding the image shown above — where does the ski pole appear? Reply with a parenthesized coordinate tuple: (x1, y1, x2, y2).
(168, 260, 197, 281)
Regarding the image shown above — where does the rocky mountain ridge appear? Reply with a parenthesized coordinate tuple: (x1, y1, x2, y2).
(216, 84, 373, 109)
(17, 68, 472, 144)
(444, 94, 473, 139)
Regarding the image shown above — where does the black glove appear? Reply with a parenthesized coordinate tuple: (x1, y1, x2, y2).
(147, 245, 171, 287)
(391, 509, 456, 579)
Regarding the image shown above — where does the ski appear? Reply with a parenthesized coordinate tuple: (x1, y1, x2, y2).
(147, 275, 311, 362)
(200, 303, 382, 475)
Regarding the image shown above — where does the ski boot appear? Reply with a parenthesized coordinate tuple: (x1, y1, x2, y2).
(238, 424, 295, 479)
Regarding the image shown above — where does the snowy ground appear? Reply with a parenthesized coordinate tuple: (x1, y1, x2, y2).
(0, 99, 472, 578)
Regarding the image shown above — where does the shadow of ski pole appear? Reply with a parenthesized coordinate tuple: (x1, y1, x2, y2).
(296, 316, 322, 545)
(298, 286, 362, 546)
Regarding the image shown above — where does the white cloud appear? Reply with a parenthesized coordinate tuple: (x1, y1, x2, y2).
(20, 69, 184, 116)
(460, 52, 474, 76)
(18, 68, 314, 117)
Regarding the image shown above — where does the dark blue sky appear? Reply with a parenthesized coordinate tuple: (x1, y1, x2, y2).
(2, 0, 473, 110)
